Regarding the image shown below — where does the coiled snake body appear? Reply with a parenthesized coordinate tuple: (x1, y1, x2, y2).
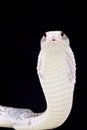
(0, 31, 76, 130)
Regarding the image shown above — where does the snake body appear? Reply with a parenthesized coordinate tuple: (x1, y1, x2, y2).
(0, 31, 76, 130)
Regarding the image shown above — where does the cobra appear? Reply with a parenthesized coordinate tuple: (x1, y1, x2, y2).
(0, 31, 76, 130)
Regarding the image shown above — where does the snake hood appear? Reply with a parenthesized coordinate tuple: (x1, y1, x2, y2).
(38, 31, 76, 85)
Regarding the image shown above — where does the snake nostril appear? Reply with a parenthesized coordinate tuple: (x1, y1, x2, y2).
(52, 39, 56, 41)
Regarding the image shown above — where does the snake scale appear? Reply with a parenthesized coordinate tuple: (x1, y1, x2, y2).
(0, 31, 76, 130)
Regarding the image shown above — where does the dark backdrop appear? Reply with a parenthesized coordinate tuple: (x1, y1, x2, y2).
(0, 0, 87, 130)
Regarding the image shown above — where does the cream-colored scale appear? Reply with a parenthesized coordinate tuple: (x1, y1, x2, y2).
(0, 31, 76, 130)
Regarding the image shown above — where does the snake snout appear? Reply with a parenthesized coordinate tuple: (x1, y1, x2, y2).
(51, 36, 57, 42)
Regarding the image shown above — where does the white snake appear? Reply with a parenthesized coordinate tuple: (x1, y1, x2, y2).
(0, 31, 76, 130)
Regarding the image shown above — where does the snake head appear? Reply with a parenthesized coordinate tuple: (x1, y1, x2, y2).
(40, 31, 70, 49)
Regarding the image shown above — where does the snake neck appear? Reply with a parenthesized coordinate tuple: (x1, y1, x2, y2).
(37, 47, 74, 121)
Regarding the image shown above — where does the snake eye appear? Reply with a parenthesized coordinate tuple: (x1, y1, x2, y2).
(61, 32, 65, 37)
(43, 33, 47, 38)
(60, 32, 70, 45)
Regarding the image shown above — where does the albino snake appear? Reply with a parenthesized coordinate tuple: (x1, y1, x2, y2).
(0, 31, 76, 130)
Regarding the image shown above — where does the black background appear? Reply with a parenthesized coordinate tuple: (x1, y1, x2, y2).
(0, 0, 87, 130)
